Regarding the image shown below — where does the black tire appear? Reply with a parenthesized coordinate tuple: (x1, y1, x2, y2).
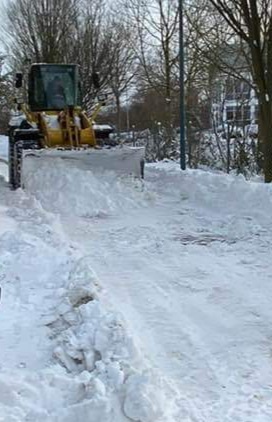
(13, 140, 23, 189)
(8, 127, 41, 190)
(140, 158, 145, 179)
(9, 137, 23, 190)
(8, 137, 16, 189)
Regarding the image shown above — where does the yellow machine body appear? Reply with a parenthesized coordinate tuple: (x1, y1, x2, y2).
(9, 63, 144, 190)
(24, 107, 101, 149)
(17, 63, 106, 149)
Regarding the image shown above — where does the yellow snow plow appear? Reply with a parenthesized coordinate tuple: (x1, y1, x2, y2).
(9, 63, 144, 189)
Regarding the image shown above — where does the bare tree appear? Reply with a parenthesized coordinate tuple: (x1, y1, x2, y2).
(4, 0, 132, 116)
(5, 0, 79, 65)
(73, 0, 115, 111)
(0, 56, 13, 133)
(123, 0, 179, 139)
(107, 20, 138, 134)
(207, 0, 272, 182)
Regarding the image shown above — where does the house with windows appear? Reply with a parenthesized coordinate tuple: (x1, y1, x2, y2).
(211, 44, 258, 135)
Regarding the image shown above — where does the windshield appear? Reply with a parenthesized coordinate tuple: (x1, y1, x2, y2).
(29, 65, 78, 111)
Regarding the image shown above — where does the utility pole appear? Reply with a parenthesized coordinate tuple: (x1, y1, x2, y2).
(179, 0, 186, 170)
(126, 90, 130, 132)
(227, 122, 230, 174)
(132, 124, 135, 146)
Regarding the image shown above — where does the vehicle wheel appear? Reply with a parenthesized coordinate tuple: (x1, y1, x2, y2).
(8, 137, 16, 189)
(13, 140, 23, 189)
(140, 158, 145, 179)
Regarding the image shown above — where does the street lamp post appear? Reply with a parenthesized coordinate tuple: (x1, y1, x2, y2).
(179, 0, 186, 170)
(126, 89, 130, 132)
(132, 124, 135, 146)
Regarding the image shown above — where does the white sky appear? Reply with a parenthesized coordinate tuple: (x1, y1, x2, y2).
(0, 0, 8, 53)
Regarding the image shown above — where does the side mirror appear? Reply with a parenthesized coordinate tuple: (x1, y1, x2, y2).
(15, 72, 23, 88)
(92, 72, 100, 90)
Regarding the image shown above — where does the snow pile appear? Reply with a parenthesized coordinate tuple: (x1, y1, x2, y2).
(0, 135, 8, 161)
(0, 135, 8, 180)
(124, 374, 166, 422)
(146, 161, 272, 248)
(23, 157, 151, 217)
(50, 257, 167, 422)
(0, 179, 171, 422)
(149, 161, 272, 214)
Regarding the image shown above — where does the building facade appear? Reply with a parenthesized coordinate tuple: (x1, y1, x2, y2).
(212, 74, 258, 131)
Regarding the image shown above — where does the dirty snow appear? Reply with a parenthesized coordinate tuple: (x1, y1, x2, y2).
(1, 134, 272, 421)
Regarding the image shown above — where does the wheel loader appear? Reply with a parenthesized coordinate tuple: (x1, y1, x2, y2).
(8, 63, 144, 189)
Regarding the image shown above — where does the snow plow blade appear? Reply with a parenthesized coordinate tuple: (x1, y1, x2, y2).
(22, 146, 145, 183)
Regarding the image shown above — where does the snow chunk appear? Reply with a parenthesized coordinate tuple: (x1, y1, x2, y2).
(54, 299, 140, 373)
(67, 257, 100, 307)
(57, 394, 112, 422)
(124, 373, 165, 422)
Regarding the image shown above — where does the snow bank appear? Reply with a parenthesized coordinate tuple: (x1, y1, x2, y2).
(149, 161, 272, 217)
(144, 161, 272, 249)
(0, 180, 171, 422)
(0, 135, 8, 180)
(0, 135, 8, 161)
(23, 157, 151, 217)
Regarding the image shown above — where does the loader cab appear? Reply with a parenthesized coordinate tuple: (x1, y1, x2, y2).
(28, 64, 81, 112)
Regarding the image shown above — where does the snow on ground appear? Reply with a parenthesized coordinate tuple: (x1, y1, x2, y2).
(0, 135, 8, 160)
(0, 135, 8, 181)
(0, 137, 173, 421)
(0, 194, 172, 421)
(59, 163, 272, 422)
(22, 157, 150, 218)
(1, 134, 272, 421)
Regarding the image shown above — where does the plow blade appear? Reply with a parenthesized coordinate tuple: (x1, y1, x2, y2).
(22, 146, 145, 182)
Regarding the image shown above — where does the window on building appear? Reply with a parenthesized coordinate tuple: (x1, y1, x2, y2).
(254, 105, 259, 122)
(235, 106, 242, 122)
(242, 82, 251, 99)
(225, 78, 251, 101)
(226, 106, 235, 121)
(226, 104, 251, 124)
(234, 80, 251, 100)
(243, 105, 251, 122)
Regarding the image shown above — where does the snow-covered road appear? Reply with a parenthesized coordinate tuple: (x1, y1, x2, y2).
(1, 135, 272, 421)
(55, 165, 272, 421)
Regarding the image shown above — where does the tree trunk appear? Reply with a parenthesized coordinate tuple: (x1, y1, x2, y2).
(259, 102, 272, 182)
(116, 94, 121, 137)
(164, 39, 174, 156)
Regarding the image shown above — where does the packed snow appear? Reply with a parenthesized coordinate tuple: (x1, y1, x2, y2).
(1, 134, 272, 421)
(0, 136, 8, 181)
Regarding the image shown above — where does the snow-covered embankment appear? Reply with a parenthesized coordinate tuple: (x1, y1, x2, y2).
(0, 135, 174, 422)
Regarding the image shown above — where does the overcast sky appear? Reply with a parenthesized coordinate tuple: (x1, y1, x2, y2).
(0, 0, 8, 52)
